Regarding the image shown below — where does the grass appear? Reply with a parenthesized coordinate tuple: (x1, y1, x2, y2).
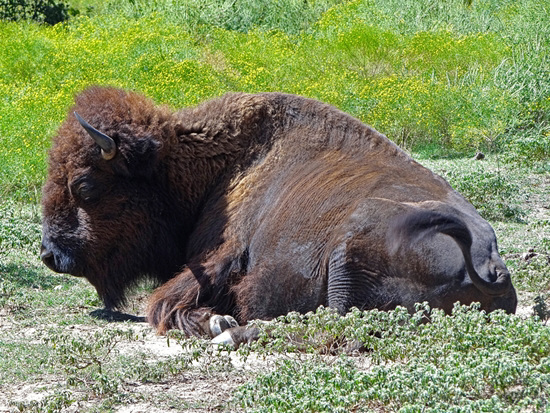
(1, 0, 549, 201)
(417, 155, 528, 222)
(0, 0, 549, 411)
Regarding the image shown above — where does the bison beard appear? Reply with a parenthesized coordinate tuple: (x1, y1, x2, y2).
(41, 86, 517, 345)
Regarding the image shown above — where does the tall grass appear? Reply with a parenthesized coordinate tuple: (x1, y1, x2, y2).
(106, 0, 343, 34)
(0, 0, 548, 204)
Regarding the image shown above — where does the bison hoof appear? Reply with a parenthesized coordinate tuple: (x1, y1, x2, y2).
(211, 330, 235, 347)
(209, 314, 238, 337)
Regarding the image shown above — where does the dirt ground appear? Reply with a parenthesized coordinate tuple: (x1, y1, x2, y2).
(0, 319, 249, 412)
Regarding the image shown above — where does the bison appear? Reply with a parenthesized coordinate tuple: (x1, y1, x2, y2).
(41, 86, 517, 345)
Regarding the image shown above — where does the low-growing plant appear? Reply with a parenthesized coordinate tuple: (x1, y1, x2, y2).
(0, 338, 55, 385)
(509, 253, 550, 293)
(446, 167, 525, 222)
(0, 201, 41, 250)
(533, 294, 550, 322)
(44, 328, 138, 395)
(37, 326, 239, 408)
(416, 157, 526, 222)
(11, 390, 75, 413)
(172, 333, 241, 374)
(235, 304, 550, 412)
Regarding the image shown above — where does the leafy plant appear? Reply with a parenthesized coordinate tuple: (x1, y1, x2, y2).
(0, 201, 41, 250)
(11, 390, 75, 413)
(39, 326, 238, 407)
(510, 253, 550, 292)
(235, 305, 550, 412)
(44, 328, 137, 395)
(533, 294, 550, 322)
(417, 157, 526, 222)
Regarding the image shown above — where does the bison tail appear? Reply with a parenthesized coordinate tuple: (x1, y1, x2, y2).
(388, 210, 512, 297)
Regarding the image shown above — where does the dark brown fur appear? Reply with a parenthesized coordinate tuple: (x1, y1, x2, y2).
(41, 86, 517, 336)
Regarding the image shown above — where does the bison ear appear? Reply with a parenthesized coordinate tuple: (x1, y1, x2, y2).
(121, 136, 162, 177)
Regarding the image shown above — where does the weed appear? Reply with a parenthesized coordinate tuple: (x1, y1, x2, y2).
(533, 294, 550, 322)
(418, 157, 526, 222)
(11, 390, 75, 413)
(44, 328, 135, 395)
(0, 200, 41, 250)
(235, 305, 550, 412)
(509, 254, 550, 292)
(38, 326, 234, 407)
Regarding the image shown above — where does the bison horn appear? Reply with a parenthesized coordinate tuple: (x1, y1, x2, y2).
(74, 112, 117, 160)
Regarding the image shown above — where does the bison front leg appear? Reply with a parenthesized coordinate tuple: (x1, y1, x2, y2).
(209, 315, 262, 348)
(211, 324, 260, 347)
(147, 267, 214, 337)
(147, 298, 214, 337)
(147, 265, 243, 342)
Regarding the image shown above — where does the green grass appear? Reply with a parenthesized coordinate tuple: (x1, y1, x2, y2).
(416, 155, 529, 222)
(1, 0, 549, 201)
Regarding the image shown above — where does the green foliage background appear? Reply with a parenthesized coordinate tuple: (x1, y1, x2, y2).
(1, 0, 549, 203)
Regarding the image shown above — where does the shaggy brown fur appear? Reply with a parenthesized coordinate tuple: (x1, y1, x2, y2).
(41, 86, 517, 339)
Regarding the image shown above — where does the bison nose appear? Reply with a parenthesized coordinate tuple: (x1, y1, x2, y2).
(40, 243, 56, 271)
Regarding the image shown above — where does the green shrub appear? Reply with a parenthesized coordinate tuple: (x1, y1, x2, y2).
(0, 0, 71, 24)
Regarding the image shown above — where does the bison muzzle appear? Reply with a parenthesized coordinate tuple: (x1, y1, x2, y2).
(41, 86, 517, 345)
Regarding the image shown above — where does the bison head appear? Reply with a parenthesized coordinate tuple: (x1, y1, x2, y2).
(40, 87, 187, 309)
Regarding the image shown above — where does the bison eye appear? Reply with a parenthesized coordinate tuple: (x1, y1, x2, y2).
(70, 178, 100, 203)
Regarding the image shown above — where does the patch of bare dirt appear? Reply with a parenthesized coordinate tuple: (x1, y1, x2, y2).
(0, 316, 275, 412)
